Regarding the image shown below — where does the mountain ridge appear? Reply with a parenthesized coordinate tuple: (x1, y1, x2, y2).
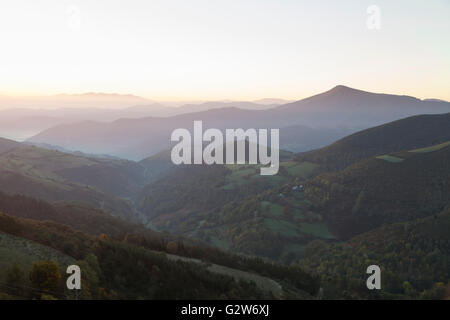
(27, 86, 450, 160)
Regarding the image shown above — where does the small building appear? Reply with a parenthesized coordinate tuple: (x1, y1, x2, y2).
(292, 185, 304, 192)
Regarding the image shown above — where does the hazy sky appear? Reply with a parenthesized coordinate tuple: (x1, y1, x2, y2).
(0, 0, 449, 101)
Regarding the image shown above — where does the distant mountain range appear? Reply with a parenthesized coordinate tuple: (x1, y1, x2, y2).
(0, 92, 152, 110)
(0, 96, 288, 141)
(26, 86, 450, 160)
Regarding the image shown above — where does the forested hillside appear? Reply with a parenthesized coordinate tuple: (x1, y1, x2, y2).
(0, 143, 153, 219)
(295, 113, 450, 170)
(299, 208, 450, 299)
(305, 143, 450, 238)
(0, 193, 319, 299)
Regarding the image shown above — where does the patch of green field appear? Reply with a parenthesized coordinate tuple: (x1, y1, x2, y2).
(222, 183, 235, 190)
(222, 165, 288, 190)
(210, 236, 230, 250)
(261, 201, 271, 208)
(285, 197, 303, 208)
(299, 223, 334, 239)
(293, 208, 304, 218)
(409, 141, 450, 153)
(261, 202, 283, 217)
(264, 218, 299, 237)
(225, 164, 257, 172)
(286, 193, 311, 208)
(223, 167, 257, 187)
(280, 161, 318, 178)
(279, 161, 297, 168)
(286, 243, 306, 255)
(376, 155, 404, 163)
(252, 174, 287, 184)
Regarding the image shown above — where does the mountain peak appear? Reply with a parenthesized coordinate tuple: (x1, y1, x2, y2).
(328, 85, 361, 94)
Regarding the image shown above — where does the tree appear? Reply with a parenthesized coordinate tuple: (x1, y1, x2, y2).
(167, 241, 178, 254)
(419, 282, 446, 300)
(5, 263, 26, 297)
(29, 261, 62, 298)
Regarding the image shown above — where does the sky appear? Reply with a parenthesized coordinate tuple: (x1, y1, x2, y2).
(0, 0, 449, 101)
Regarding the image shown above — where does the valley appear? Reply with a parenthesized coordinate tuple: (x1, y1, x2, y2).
(0, 88, 449, 300)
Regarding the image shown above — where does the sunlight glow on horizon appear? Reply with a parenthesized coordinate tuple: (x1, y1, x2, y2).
(0, 0, 449, 102)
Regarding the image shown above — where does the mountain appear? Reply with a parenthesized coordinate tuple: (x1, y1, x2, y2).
(0, 92, 152, 110)
(175, 101, 280, 113)
(0, 100, 279, 140)
(28, 86, 450, 160)
(253, 98, 294, 105)
(274, 85, 450, 127)
(295, 113, 450, 170)
(0, 105, 174, 141)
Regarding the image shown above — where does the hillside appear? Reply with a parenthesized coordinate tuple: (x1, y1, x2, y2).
(136, 134, 450, 262)
(305, 142, 450, 239)
(136, 157, 328, 261)
(299, 208, 450, 299)
(138, 149, 181, 183)
(0, 145, 151, 218)
(0, 138, 21, 155)
(0, 207, 319, 299)
(295, 113, 450, 170)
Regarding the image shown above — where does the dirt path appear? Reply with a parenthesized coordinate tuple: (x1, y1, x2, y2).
(163, 252, 283, 299)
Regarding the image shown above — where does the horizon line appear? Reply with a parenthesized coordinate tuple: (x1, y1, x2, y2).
(0, 84, 449, 105)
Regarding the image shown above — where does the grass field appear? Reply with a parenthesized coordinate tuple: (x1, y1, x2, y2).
(261, 201, 283, 217)
(264, 218, 299, 237)
(222, 160, 318, 191)
(299, 222, 335, 239)
(210, 236, 230, 250)
(409, 141, 450, 153)
(280, 161, 319, 178)
(285, 243, 306, 256)
(376, 155, 404, 163)
(222, 165, 288, 190)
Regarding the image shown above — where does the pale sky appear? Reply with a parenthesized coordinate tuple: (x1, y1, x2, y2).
(0, 0, 449, 101)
